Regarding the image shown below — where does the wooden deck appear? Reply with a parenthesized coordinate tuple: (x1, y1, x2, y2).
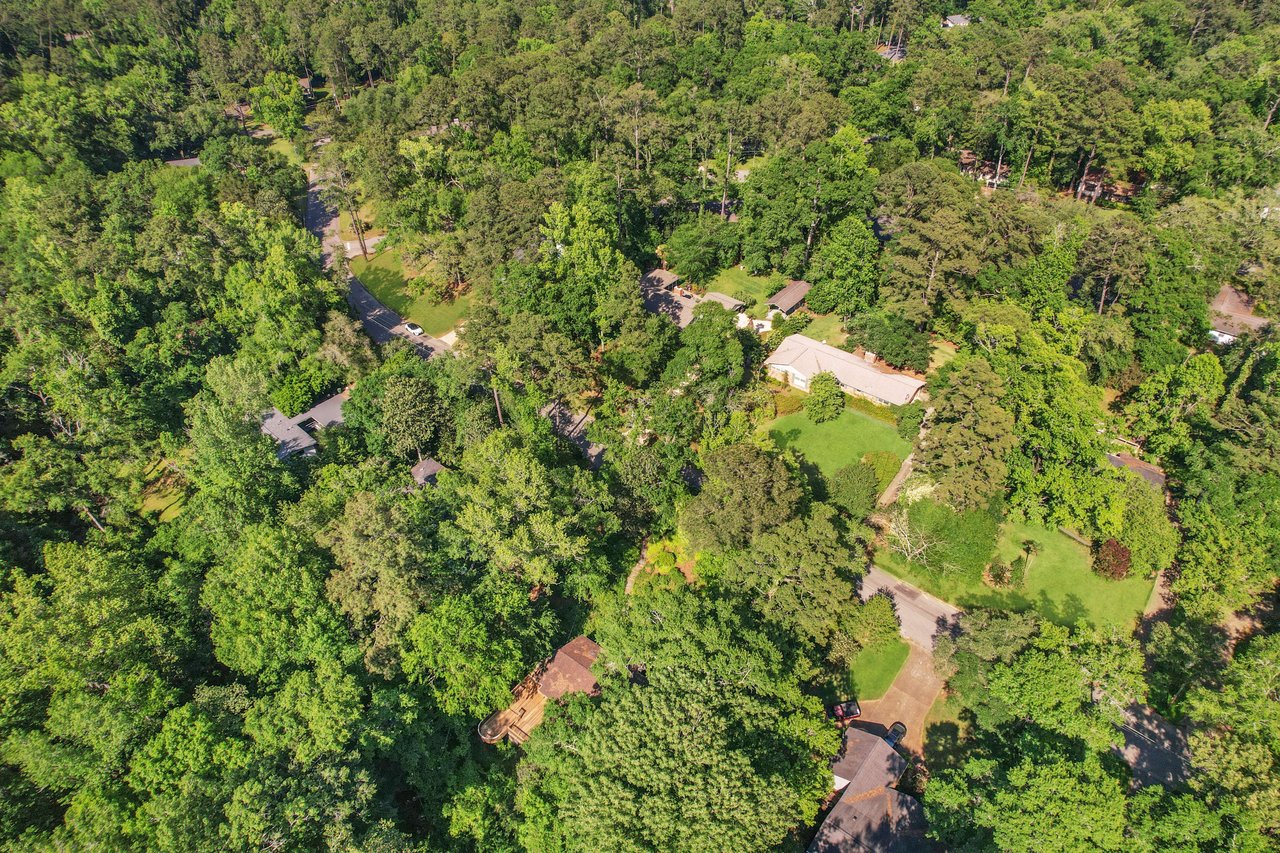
(478, 669, 547, 744)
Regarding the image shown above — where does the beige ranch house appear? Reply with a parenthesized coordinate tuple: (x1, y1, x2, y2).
(765, 334, 926, 407)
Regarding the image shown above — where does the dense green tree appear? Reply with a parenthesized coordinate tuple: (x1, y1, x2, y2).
(805, 215, 880, 316)
(826, 462, 880, 521)
(681, 442, 804, 552)
(920, 358, 1018, 509)
(804, 372, 844, 423)
(843, 311, 931, 372)
(249, 72, 306, 139)
(1185, 633, 1280, 837)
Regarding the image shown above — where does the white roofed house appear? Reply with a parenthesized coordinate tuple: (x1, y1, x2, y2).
(765, 335, 926, 407)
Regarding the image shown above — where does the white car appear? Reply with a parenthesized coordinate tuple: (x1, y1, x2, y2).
(404, 322, 425, 337)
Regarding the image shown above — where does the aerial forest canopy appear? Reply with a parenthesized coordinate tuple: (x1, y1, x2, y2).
(0, 0, 1278, 850)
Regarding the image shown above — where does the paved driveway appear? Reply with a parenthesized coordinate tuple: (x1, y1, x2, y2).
(860, 565, 961, 649)
(304, 168, 449, 358)
(853, 642, 944, 754)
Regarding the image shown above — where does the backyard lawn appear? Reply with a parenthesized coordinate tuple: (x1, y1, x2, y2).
(803, 312, 846, 345)
(768, 408, 911, 477)
(708, 266, 777, 307)
(875, 521, 1153, 628)
(350, 251, 473, 337)
(844, 637, 909, 702)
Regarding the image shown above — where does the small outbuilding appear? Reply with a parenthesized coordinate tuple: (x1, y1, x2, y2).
(641, 268, 682, 290)
(411, 458, 445, 487)
(943, 13, 971, 26)
(769, 279, 812, 315)
(1106, 452, 1166, 490)
(765, 335, 926, 407)
(702, 291, 746, 312)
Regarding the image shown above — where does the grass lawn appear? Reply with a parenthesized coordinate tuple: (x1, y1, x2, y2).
(707, 266, 777, 307)
(929, 339, 958, 372)
(266, 136, 304, 168)
(875, 521, 1153, 628)
(844, 637, 909, 701)
(768, 408, 911, 477)
(138, 458, 186, 522)
(350, 251, 473, 337)
(804, 312, 846, 345)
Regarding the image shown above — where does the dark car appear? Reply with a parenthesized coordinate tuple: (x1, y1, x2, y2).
(885, 721, 908, 748)
(829, 699, 862, 722)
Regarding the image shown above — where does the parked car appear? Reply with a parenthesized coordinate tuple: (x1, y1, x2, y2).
(885, 721, 908, 748)
(405, 322, 425, 336)
(829, 699, 861, 722)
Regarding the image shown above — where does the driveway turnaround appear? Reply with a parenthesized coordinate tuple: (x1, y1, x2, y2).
(304, 167, 449, 358)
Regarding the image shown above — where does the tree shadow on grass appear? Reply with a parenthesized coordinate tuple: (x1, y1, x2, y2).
(923, 720, 967, 773)
(1035, 589, 1088, 627)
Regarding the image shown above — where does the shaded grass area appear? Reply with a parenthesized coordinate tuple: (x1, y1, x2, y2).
(138, 458, 186, 522)
(875, 521, 1153, 628)
(923, 692, 969, 773)
(266, 136, 304, 168)
(708, 266, 777, 307)
(803, 312, 846, 346)
(350, 251, 473, 337)
(768, 408, 911, 478)
(844, 637, 910, 702)
(929, 339, 958, 373)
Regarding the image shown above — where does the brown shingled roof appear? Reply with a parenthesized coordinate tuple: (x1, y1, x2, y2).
(769, 279, 812, 314)
(538, 636, 602, 699)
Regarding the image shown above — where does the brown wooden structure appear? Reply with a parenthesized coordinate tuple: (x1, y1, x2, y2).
(478, 636, 602, 745)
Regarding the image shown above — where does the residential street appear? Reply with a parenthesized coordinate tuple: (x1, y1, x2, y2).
(859, 565, 961, 649)
(303, 166, 449, 358)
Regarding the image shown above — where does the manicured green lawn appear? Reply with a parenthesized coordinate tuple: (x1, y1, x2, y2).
(923, 691, 970, 773)
(845, 637, 909, 701)
(768, 408, 911, 477)
(708, 266, 777, 307)
(350, 251, 473, 337)
(803, 312, 846, 345)
(875, 521, 1153, 628)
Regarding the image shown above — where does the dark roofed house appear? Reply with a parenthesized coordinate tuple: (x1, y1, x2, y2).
(260, 389, 348, 458)
(478, 636, 603, 745)
(641, 268, 682, 290)
(164, 156, 202, 168)
(1209, 284, 1270, 345)
(702, 291, 746, 312)
(411, 458, 445, 487)
(769, 279, 812, 315)
(1107, 452, 1166, 490)
(809, 728, 926, 853)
